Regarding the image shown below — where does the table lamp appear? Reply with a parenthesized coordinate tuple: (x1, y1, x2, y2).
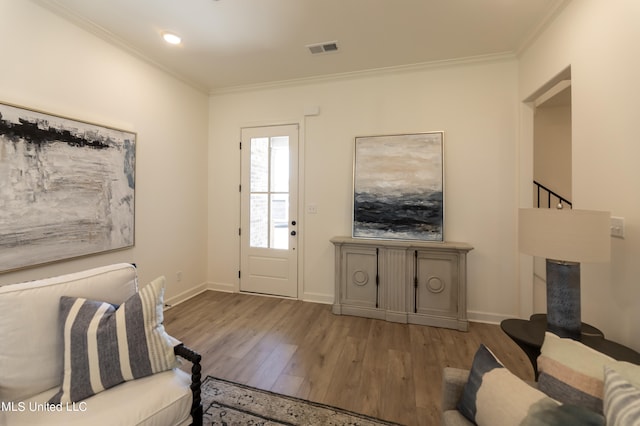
(519, 208, 610, 339)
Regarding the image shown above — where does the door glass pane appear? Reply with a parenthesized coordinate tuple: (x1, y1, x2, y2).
(248, 135, 290, 250)
(250, 194, 268, 248)
(271, 194, 289, 249)
(270, 136, 289, 192)
(250, 137, 269, 192)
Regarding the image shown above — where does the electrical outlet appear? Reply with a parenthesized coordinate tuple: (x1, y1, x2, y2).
(307, 204, 318, 214)
(176, 271, 183, 282)
(610, 217, 625, 239)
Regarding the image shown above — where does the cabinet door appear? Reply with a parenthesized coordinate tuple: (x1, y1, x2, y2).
(341, 247, 378, 308)
(414, 251, 458, 317)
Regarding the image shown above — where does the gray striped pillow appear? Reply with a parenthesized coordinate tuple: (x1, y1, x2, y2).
(604, 366, 640, 426)
(49, 276, 179, 404)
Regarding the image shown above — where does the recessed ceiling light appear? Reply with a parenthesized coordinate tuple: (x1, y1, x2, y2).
(162, 32, 182, 45)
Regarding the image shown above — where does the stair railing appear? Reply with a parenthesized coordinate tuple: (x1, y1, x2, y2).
(534, 180, 572, 209)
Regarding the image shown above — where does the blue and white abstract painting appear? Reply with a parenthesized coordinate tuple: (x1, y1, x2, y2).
(353, 132, 443, 241)
(0, 102, 135, 272)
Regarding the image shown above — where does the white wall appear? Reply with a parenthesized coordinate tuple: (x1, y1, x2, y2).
(0, 0, 209, 302)
(519, 0, 640, 350)
(209, 58, 521, 322)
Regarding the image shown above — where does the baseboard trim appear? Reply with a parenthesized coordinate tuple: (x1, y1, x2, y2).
(301, 292, 333, 305)
(208, 281, 236, 293)
(467, 310, 516, 325)
(166, 286, 517, 327)
(164, 283, 208, 308)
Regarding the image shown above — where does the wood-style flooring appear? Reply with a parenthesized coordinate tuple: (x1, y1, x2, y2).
(163, 290, 533, 426)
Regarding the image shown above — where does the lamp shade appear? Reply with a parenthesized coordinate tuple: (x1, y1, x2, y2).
(519, 208, 610, 263)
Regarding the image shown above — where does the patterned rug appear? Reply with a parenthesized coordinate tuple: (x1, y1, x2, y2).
(201, 376, 402, 425)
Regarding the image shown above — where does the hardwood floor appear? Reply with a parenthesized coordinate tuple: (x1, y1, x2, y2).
(164, 290, 533, 426)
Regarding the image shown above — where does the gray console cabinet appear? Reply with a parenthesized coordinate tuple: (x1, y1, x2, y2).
(331, 236, 473, 331)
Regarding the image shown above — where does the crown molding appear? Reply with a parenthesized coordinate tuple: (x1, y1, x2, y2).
(210, 52, 516, 96)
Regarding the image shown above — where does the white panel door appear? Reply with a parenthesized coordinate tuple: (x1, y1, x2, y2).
(240, 124, 298, 297)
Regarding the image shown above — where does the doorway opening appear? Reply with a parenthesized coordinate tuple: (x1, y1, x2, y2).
(528, 67, 572, 312)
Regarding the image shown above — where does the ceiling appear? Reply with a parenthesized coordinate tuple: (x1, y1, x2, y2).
(34, 0, 570, 94)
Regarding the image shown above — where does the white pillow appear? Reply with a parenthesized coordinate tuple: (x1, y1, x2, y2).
(604, 365, 640, 426)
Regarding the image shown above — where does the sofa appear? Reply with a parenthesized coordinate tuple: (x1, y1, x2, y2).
(0, 263, 202, 426)
(441, 336, 640, 426)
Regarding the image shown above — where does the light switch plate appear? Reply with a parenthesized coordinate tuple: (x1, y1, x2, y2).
(611, 216, 625, 238)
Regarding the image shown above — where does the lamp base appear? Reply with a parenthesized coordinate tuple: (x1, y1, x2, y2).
(546, 259, 581, 339)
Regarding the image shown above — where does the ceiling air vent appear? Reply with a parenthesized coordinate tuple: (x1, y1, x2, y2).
(307, 41, 339, 55)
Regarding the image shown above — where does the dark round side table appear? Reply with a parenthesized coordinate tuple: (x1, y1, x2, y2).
(500, 314, 640, 379)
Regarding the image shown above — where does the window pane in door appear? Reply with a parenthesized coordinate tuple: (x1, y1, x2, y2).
(250, 194, 268, 248)
(250, 137, 269, 192)
(271, 194, 289, 249)
(270, 136, 289, 193)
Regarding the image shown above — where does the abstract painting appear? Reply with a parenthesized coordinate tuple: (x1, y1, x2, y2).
(0, 102, 136, 272)
(353, 132, 444, 241)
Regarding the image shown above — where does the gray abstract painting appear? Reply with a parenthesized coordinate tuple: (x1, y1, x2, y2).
(0, 102, 135, 272)
(353, 132, 443, 241)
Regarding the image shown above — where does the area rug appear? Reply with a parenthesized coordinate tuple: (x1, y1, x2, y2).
(201, 376, 402, 425)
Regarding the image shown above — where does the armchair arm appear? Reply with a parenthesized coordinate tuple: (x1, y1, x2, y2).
(174, 344, 203, 426)
(441, 367, 469, 411)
